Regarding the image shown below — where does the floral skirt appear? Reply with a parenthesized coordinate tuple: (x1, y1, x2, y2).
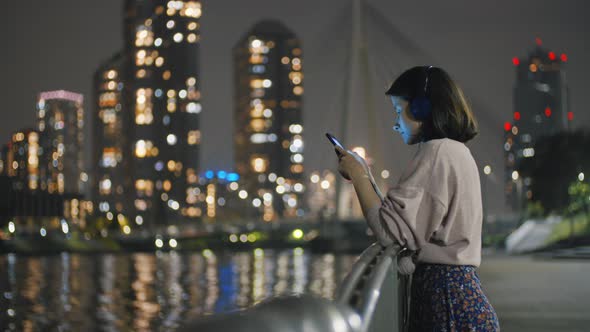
(409, 263, 500, 332)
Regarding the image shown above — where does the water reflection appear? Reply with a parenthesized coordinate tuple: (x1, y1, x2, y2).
(0, 249, 356, 331)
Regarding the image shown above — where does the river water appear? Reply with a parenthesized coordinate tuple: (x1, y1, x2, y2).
(0, 249, 357, 331)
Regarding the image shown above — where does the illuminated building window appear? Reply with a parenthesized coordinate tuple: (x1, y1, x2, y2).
(289, 72, 303, 85)
(135, 26, 154, 47)
(99, 178, 112, 195)
(155, 57, 164, 67)
(250, 133, 277, 144)
(167, 101, 177, 112)
(163, 180, 172, 191)
(281, 56, 290, 65)
(251, 156, 269, 173)
(186, 207, 202, 217)
(186, 168, 198, 183)
(250, 119, 267, 132)
(106, 70, 117, 80)
(135, 88, 153, 124)
(290, 164, 304, 173)
(250, 79, 271, 89)
(187, 130, 201, 145)
(163, 70, 171, 80)
(291, 153, 303, 163)
(289, 137, 304, 153)
(101, 147, 121, 167)
(173, 32, 183, 43)
(98, 108, 117, 124)
(289, 124, 303, 134)
(135, 199, 148, 211)
(135, 179, 154, 196)
(186, 186, 200, 204)
(249, 54, 266, 64)
(180, 1, 202, 18)
(187, 77, 196, 86)
(136, 69, 147, 78)
(166, 160, 182, 172)
(251, 65, 265, 74)
(188, 22, 198, 30)
(293, 86, 303, 95)
(250, 104, 264, 117)
(187, 33, 199, 43)
(135, 140, 158, 158)
(99, 92, 118, 107)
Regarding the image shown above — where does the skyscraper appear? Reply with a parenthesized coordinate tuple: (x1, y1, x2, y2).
(93, 53, 131, 221)
(233, 20, 305, 222)
(92, 1, 204, 228)
(37, 90, 86, 196)
(505, 39, 571, 211)
(6, 129, 40, 192)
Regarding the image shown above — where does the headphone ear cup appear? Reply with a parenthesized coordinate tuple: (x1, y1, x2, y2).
(410, 97, 432, 120)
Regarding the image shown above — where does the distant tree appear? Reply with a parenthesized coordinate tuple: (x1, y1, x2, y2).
(518, 129, 590, 214)
(567, 180, 590, 227)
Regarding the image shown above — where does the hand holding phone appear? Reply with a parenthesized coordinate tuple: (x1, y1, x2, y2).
(326, 132, 383, 200)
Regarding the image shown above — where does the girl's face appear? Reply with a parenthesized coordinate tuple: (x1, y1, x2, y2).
(390, 96, 423, 145)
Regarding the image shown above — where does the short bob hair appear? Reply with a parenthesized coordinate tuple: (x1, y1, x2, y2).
(385, 66, 478, 143)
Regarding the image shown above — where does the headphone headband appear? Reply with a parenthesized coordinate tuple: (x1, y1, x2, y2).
(423, 65, 433, 95)
(409, 66, 434, 121)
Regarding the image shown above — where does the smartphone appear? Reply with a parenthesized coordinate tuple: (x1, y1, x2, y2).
(325, 133, 345, 149)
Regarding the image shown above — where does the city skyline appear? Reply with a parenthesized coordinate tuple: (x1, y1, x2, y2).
(1, 0, 589, 216)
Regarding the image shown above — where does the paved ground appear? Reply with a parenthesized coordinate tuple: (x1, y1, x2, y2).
(478, 253, 590, 332)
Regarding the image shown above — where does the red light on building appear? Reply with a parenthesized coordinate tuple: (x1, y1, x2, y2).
(535, 37, 542, 46)
(512, 57, 520, 66)
(548, 52, 556, 61)
(544, 107, 552, 117)
(568, 112, 574, 121)
(560, 53, 568, 62)
(504, 122, 512, 131)
(514, 112, 521, 120)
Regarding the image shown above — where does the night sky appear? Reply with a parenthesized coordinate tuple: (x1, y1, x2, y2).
(1, 0, 589, 215)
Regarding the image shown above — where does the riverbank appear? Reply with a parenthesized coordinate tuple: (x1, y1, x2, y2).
(0, 231, 372, 255)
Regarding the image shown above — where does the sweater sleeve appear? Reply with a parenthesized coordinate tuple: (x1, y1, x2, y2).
(366, 143, 449, 250)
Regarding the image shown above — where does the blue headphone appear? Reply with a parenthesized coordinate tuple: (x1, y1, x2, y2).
(410, 66, 433, 120)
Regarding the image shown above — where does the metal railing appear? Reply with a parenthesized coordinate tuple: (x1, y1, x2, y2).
(178, 243, 409, 332)
(336, 243, 410, 332)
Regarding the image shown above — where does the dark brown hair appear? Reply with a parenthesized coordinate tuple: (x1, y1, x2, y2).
(385, 66, 478, 143)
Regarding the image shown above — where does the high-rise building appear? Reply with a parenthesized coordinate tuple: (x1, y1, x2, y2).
(93, 0, 203, 227)
(505, 39, 571, 211)
(1, 129, 67, 218)
(93, 53, 131, 221)
(233, 20, 305, 222)
(37, 90, 86, 196)
(6, 129, 40, 192)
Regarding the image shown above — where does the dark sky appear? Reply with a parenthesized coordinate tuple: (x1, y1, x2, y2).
(1, 0, 589, 216)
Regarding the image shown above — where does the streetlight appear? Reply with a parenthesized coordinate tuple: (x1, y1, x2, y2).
(579, 172, 585, 182)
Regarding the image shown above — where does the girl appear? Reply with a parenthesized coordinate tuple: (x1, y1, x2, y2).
(335, 66, 500, 331)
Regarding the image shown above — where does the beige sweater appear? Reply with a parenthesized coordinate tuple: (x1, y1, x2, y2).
(367, 138, 482, 268)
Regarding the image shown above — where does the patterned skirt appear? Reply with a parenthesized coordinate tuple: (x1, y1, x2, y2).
(409, 263, 500, 332)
